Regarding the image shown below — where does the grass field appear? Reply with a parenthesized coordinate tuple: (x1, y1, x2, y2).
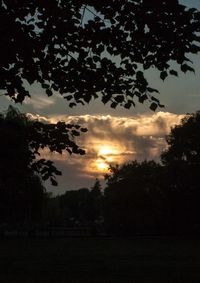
(0, 237, 200, 282)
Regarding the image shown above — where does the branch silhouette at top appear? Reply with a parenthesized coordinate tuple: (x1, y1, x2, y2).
(0, 0, 199, 110)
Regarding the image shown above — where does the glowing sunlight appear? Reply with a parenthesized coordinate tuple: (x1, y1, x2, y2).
(90, 145, 123, 173)
(95, 159, 109, 172)
(99, 146, 118, 156)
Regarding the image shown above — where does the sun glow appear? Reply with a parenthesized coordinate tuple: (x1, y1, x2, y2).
(99, 146, 119, 156)
(92, 145, 121, 173)
(99, 147, 113, 155)
(87, 143, 127, 174)
(95, 160, 109, 171)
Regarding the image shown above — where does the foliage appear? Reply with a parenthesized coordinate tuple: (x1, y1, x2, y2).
(161, 112, 200, 233)
(2, 107, 200, 235)
(18, 111, 200, 234)
(0, 172, 46, 223)
(1, 0, 200, 110)
(89, 179, 103, 222)
(58, 188, 91, 224)
(0, 106, 87, 185)
(102, 114, 200, 235)
(56, 180, 103, 225)
(162, 111, 200, 166)
(104, 161, 164, 234)
(0, 105, 87, 223)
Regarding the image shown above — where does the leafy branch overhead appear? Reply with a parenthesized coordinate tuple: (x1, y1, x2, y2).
(0, 0, 200, 110)
(29, 118, 87, 186)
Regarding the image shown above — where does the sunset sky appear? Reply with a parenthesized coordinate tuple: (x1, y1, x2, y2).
(0, 0, 200, 194)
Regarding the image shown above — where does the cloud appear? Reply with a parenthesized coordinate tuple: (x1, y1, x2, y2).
(24, 94, 55, 110)
(31, 111, 184, 192)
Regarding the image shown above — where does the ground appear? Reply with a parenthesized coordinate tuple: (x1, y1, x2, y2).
(0, 237, 199, 282)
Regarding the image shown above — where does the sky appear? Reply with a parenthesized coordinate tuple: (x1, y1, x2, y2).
(0, 0, 200, 194)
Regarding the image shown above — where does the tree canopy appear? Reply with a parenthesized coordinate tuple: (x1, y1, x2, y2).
(1, 110, 200, 234)
(104, 161, 164, 234)
(161, 112, 200, 233)
(0, 106, 87, 186)
(102, 114, 200, 234)
(1, 0, 200, 110)
(162, 111, 200, 166)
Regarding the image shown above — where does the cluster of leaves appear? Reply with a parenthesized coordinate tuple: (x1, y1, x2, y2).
(0, 106, 87, 186)
(0, 0, 199, 110)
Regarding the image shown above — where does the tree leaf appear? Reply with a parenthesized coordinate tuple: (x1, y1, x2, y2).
(169, 70, 178, 77)
(64, 95, 73, 101)
(139, 94, 148, 103)
(69, 102, 76, 108)
(160, 71, 168, 81)
(181, 64, 195, 73)
(147, 87, 159, 94)
(50, 177, 58, 186)
(46, 89, 53, 97)
(150, 102, 158, 111)
(111, 102, 117, 109)
(115, 95, 124, 103)
(102, 94, 112, 104)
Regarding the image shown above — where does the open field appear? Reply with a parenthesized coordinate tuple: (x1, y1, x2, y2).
(0, 237, 200, 283)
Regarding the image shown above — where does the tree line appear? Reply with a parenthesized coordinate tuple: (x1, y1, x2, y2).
(1, 108, 200, 236)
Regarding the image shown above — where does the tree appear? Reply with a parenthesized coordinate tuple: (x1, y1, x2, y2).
(1, 0, 199, 110)
(0, 170, 46, 224)
(162, 112, 200, 166)
(0, 106, 87, 186)
(58, 188, 91, 225)
(161, 112, 200, 234)
(104, 161, 164, 235)
(88, 179, 103, 223)
(58, 181, 103, 225)
(0, 106, 87, 223)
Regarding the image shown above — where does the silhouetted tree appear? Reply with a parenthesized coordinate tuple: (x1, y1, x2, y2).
(53, 180, 103, 227)
(162, 112, 200, 167)
(161, 112, 200, 234)
(0, 106, 86, 186)
(58, 188, 91, 225)
(88, 179, 103, 223)
(42, 194, 64, 226)
(104, 161, 164, 235)
(1, 1, 199, 110)
(0, 106, 86, 223)
(0, 171, 46, 224)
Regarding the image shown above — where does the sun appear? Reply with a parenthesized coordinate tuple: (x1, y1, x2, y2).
(99, 147, 113, 155)
(98, 146, 119, 158)
(91, 144, 122, 173)
(95, 158, 109, 172)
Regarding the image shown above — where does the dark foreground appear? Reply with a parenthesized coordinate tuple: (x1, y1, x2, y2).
(0, 237, 200, 283)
